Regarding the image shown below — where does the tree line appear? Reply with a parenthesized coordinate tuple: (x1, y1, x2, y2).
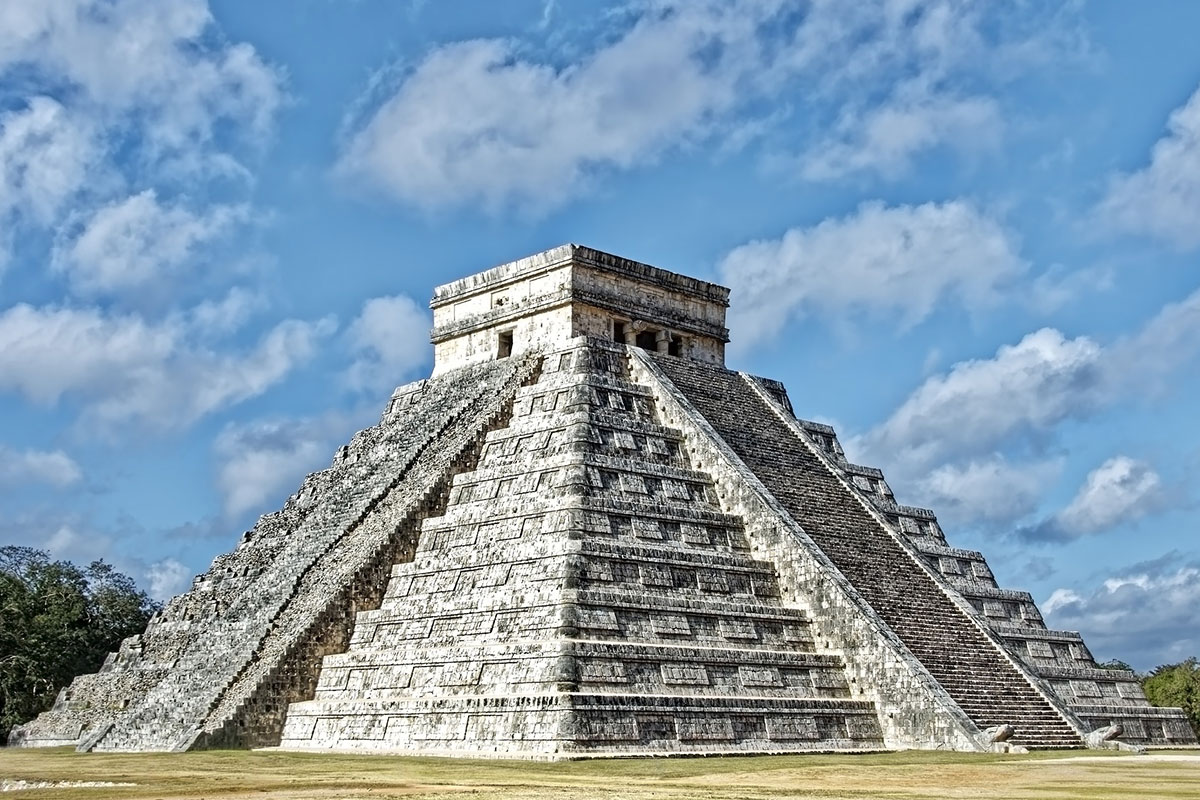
(0, 546, 159, 742)
(1100, 657, 1200, 737)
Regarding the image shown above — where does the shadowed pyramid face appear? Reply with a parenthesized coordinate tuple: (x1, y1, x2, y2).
(429, 244, 730, 374)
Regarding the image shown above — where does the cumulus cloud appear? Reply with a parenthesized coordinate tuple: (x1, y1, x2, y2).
(338, 5, 756, 213)
(1099, 84, 1200, 250)
(145, 557, 191, 601)
(338, 1, 1080, 213)
(1055, 457, 1166, 535)
(1019, 456, 1170, 543)
(0, 0, 283, 153)
(0, 0, 283, 269)
(52, 190, 249, 295)
(915, 456, 1062, 529)
(345, 294, 432, 394)
(215, 413, 356, 517)
(1043, 553, 1200, 669)
(855, 327, 1102, 470)
(0, 98, 97, 225)
(1107, 286, 1200, 396)
(39, 520, 116, 566)
(719, 200, 1026, 348)
(849, 287, 1200, 531)
(802, 93, 1002, 181)
(856, 286, 1200, 473)
(0, 98, 98, 272)
(0, 303, 335, 432)
(0, 444, 83, 488)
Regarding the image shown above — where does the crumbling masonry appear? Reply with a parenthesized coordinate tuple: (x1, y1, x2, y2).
(12, 245, 1196, 757)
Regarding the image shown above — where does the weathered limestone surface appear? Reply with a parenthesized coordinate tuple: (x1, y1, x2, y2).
(11, 356, 539, 751)
(777, 411, 1196, 747)
(279, 341, 884, 757)
(12, 244, 1194, 755)
(645, 354, 1084, 749)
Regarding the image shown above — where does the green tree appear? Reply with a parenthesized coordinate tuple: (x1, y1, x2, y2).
(1142, 658, 1200, 738)
(0, 547, 159, 741)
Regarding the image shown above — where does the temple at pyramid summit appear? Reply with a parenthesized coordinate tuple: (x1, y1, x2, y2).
(11, 244, 1196, 757)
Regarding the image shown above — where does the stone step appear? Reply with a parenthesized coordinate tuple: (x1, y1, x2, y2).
(650, 356, 1083, 749)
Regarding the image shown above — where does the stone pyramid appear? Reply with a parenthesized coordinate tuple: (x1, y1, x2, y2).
(12, 245, 1195, 757)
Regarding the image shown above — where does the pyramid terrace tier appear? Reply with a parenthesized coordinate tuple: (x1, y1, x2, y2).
(387, 530, 785, 606)
(757, 369, 1197, 749)
(346, 578, 824, 653)
(276, 338, 886, 757)
(10, 354, 542, 751)
(1073, 705, 1198, 746)
(425, 499, 751, 552)
(481, 409, 694, 471)
(308, 640, 860, 701)
(644, 353, 1087, 749)
(281, 693, 882, 758)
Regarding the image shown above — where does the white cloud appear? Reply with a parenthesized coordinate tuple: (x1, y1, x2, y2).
(0, 303, 335, 432)
(802, 92, 1002, 181)
(1028, 264, 1114, 314)
(337, 4, 756, 213)
(857, 284, 1200, 473)
(0, 98, 97, 224)
(1099, 84, 1200, 250)
(145, 557, 190, 601)
(345, 294, 432, 393)
(850, 287, 1200, 532)
(215, 413, 355, 517)
(0, 0, 283, 153)
(1019, 456, 1169, 543)
(0, 98, 98, 271)
(185, 288, 267, 336)
(41, 521, 115, 565)
(52, 190, 248, 295)
(0, 0, 283, 270)
(915, 456, 1062, 528)
(720, 200, 1026, 348)
(338, 1, 1080, 213)
(1055, 457, 1165, 536)
(0, 444, 83, 488)
(854, 328, 1103, 470)
(1107, 286, 1200, 396)
(1043, 554, 1200, 669)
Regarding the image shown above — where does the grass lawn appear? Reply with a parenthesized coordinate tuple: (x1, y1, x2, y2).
(1, 747, 1197, 800)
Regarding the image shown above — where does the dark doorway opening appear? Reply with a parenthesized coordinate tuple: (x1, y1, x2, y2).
(667, 335, 683, 357)
(497, 330, 514, 358)
(613, 320, 627, 343)
(634, 330, 658, 350)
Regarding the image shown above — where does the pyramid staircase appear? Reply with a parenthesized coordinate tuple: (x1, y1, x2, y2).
(279, 341, 884, 757)
(647, 354, 1084, 749)
(774, 403, 1197, 747)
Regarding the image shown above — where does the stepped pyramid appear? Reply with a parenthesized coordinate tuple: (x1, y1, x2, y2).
(12, 245, 1195, 757)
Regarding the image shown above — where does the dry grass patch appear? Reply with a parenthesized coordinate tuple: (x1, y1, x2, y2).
(0, 747, 1196, 800)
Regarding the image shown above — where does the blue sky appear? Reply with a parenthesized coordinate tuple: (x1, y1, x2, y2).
(1, 1, 1197, 670)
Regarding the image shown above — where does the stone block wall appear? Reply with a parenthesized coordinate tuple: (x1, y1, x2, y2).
(279, 339, 882, 758)
(11, 356, 539, 751)
(737, 373, 1196, 748)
